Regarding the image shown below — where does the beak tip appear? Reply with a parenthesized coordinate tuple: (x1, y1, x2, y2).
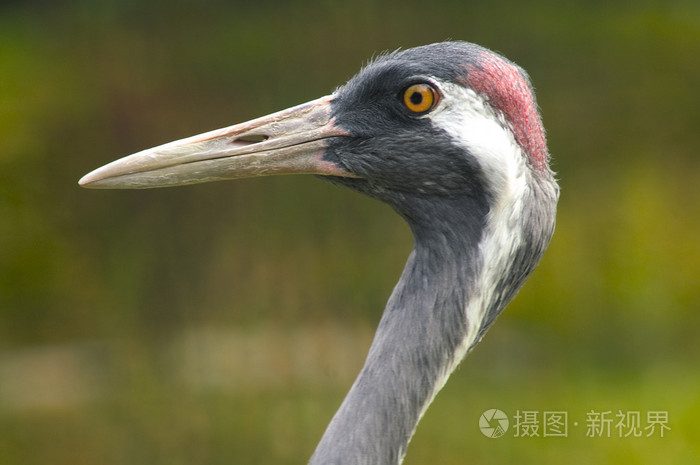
(78, 172, 97, 188)
(79, 169, 110, 189)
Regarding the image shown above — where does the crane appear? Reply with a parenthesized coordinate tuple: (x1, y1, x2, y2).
(80, 41, 558, 465)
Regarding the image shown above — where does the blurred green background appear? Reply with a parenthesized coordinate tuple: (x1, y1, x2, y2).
(1, 0, 699, 463)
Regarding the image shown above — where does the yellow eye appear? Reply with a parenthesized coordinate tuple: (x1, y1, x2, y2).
(402, 83, 438, 113)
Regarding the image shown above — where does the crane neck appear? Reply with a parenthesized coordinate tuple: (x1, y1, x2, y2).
(309, 169, 557, 464)
(310, 194, 490, 465)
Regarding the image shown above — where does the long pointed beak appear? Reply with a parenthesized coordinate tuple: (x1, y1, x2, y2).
(79, 95, 353, 189)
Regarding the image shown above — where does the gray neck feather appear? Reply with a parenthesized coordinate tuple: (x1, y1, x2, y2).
(310, 197, 485, 465)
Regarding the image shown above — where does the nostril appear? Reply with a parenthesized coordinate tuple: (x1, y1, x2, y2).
(233, 134, 269, 145)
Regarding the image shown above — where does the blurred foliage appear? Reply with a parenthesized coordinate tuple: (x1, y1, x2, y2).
(1, 0, 699, 464)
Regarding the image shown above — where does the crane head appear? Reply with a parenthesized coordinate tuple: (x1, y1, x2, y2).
(80, 42, 553, 209)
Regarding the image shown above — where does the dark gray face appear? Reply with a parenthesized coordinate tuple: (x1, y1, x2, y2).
(323, 45, 492, 220)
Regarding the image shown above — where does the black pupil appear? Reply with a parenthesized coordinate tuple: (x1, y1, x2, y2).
(410, 91, 423, 105)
